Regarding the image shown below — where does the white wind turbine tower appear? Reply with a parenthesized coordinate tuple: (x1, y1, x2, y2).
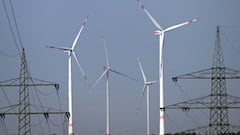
(137, 0, 199, 134)
(46, 16, 89, 135)
(93, 35, 138, 135)
(137, 58, 158, 135)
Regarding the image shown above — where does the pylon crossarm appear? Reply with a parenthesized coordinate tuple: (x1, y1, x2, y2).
(29, 77, 60, 90)
(172, 68, 213, 82)
(165, 95, 212, 110)
(172, 67, 240, 82)
(174, 124, 240, 134)
(226, 94, 240, 107)
(0, 78, 19, 86)
(165, 94, 240, 110)
(0, 112, 68, 117)
(224, 67, 240, 79)
(0, 77, 59, 90)
(181, 125, 209, 134)
(229, 124, 240, 132)
(0, 104, 19, 112)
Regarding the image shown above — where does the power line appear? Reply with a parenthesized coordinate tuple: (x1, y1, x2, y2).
(0, 118, 9, 135)
(56, 91, 67, 134)
(0, 50, 18, 58)
(1, 0, 20, 55)
(221, 28, 240, 63)
(9, 0, 23, 49)
(1, 0, 23, 56)
(174, 82, 209, 119)
(0, 87, 17, 113)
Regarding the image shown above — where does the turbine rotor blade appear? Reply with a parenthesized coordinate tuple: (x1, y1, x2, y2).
(140, 85, 147, 101)
(102, 34, 110, 67)
(71, 16, 88, 50)
(164, 18, 199, 32)
(137, 58, 147, 83)
(136, 85, 147, 115)
(72, 51, 89, 84)
(110, 69, 140, 83)
(137, 0, 163, 30)
(45, 46, 71, 52)
(92, 69, 109, 88)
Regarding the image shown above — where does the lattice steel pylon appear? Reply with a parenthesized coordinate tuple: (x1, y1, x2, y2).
(210, 25, 229, 134)
(18, 48, 31, 135)
(167, 26, 240, 134)
(0, 48, 67, 135)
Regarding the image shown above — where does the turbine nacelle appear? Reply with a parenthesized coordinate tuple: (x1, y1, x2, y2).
(103, 66, 110, 71)
(146, 80, 159, 86)
(188, 18, 199, 24)
(146, 82, 154, 86)
(64, 50, 71, 53)
(154, 30, 163, 35)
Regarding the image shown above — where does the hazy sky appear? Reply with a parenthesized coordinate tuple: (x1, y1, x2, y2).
(1, 0, 240, 135)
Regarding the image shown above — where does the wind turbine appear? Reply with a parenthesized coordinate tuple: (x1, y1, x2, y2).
(136, 0, 199, 134)
(93, 35, 138, 135)
(137, 58, 158, 135)
(46, 16, 89, 135)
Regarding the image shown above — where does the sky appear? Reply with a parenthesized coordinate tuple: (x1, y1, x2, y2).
(1, 0, 240, 135)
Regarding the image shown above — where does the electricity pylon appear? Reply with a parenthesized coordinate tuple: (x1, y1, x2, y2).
(0, 48, 68, 135)
(166, 26, 240, 134)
